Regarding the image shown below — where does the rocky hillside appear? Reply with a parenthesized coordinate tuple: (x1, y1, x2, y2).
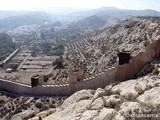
(7, 16, 160, 120)
(43, 74, 160, 120)
(0, 93, 66, 120)
(10, 72, 160, 120)
(68, 15, 106, 33)
(65, 17, 160, 76)
(1, 17, 160, 119)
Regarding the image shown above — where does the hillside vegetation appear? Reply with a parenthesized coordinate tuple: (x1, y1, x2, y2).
(0, 33, 16, 62)
(65, 17, 160, 76)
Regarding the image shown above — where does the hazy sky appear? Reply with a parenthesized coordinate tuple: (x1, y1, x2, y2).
(0, 0, 159, 11)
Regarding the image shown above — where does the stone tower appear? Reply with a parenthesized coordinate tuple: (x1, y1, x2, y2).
(68, 70, 78, 94)
(68, 70, 78, 85)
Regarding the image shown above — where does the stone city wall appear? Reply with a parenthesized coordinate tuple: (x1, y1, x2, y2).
(0, 79, 70, 96)
(0, 40, 159, 96)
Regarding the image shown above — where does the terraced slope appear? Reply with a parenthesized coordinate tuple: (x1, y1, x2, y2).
(65, 17, 160, 76)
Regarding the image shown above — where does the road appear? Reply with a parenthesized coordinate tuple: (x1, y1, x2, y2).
(17, 53, 31, 70)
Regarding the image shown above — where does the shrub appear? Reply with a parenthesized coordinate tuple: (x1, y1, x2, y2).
(124, 93, 137, 101)
(152, 67, 159, 75)
(8, 64, 18, 70)
(35, 102, 43, 109)
(43, 74, 52, 82)
(105, 89, 114, 96)
(52, 57, 64, 69)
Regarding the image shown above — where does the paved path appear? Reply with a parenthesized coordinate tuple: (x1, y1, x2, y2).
(17, 53, 31, 70)
(2, 48, 19, 64)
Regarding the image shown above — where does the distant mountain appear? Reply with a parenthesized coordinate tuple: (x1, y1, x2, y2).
(49, 15, 106, 39)
(66, 7, 160, 21)
(51, 7, 160, 38)
(0, 7, 159, 31)
(69, 15, 106, 32)
(93, 7, 160, 20)
(0, 11, 29, 19)
(0, 12, 51, 31)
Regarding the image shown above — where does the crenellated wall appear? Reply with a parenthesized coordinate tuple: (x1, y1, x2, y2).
(72, 67, 117, 93)
(0, 79, 70, 96)
(0, 40, 160, 96)
(68, 40, 160, 93)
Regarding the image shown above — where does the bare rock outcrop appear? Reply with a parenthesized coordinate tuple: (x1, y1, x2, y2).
(42, 75, 160, 120)
(61, 89, 94, 108)
(12, 110, 36, 120)
(137, 87, 160, 105)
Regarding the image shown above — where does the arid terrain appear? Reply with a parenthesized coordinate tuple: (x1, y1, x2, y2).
(65, 17, 160, 76)
(0, 91, 66, 120)
(43, 74, 160, 120)
(0, 16, 159, 120)
(0, 6, 160, 120)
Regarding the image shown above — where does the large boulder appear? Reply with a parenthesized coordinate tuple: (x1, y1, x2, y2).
(44, 100, 92, 120)
(37, 76, 160, 120)
(29, 109, 56, 120)
(80, 110, 99, 120)
(61, 89, 94, 108)
(111, 80, 138, 98)
(93, 108, 116, 120)
(90, 97, 104, 110)
(137, 87, 160, 105)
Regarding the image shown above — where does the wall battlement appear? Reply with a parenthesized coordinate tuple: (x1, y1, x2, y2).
(0, 40, 160, 96)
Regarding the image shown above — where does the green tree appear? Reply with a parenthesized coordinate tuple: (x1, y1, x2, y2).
(54, 43, 64, 50)
(54, 43, 64, 55)
(0, 33, 16, 59)
(40, 42, 52, 54)
(43, 74, 52, 82)
(52, 57, 64, 69)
